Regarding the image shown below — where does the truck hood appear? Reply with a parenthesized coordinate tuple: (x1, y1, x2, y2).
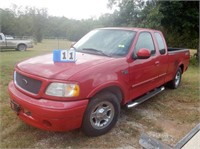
(17, 52, 114, 80)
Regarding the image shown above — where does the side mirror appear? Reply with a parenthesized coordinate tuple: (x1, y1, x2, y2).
(137, 48, 151, 59)
(70, 42, 76, 48)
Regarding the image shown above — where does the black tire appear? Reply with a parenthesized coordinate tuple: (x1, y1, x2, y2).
(17, 44, 27, 51)
(82, 92, 120, 137)
(168, 67, 182, 89)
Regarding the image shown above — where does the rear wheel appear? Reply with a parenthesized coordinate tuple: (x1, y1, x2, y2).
(17, 44, 27, 51)
(82, 92, 120, 137)
(168, 67, 182, 89)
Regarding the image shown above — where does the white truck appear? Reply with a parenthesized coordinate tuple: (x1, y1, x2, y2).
(0, 33, 33, 51)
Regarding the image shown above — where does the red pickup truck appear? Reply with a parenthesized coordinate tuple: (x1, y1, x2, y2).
(8, 28, 190, 136)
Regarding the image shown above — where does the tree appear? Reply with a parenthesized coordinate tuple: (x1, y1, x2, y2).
(107, 0, 145, 26)
(0, 8, 18, 35)
(159, 1, 199, 59)
(28, 7, 48, 42)
(139, 0, 163, 29)
(0, 6, 48, 42)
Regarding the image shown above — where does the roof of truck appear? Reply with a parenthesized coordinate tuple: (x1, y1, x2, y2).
(99, 27, 160, 32)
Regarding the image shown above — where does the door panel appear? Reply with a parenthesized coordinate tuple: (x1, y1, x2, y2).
(129, 56, 160, 100)
(129, 32, 161, 100)
(6, 40, 17, 48)
(154, 32, 168, 85)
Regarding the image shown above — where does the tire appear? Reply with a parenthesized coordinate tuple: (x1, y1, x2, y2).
(168, 67, 182, 89)
(17, 44, 27, 51)
(82, 92, 120, 137)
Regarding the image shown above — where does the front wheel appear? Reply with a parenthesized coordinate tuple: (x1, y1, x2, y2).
(82, 92, 120, 137)
(168, 67, 182, 89)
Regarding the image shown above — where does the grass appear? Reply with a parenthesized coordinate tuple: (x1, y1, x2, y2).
(0, 42, 199, 148)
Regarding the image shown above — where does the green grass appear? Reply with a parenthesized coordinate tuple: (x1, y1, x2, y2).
(0, 39, 73, 148)
(0, 40, 199, 148)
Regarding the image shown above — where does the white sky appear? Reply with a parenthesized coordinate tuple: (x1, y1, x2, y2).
(0, 0, 113, 20)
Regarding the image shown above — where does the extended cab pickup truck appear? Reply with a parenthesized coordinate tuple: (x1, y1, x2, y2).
(8, 28, 190, 136)
(0, 33, 33, 51)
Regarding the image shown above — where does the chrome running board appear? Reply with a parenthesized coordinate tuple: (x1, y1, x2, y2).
(126, 86, 165, 109)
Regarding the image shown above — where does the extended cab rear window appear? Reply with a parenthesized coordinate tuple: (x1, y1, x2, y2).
(154, 32, 166, 55)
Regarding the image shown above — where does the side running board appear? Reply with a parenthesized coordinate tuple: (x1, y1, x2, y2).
(126, 86, 165, 109)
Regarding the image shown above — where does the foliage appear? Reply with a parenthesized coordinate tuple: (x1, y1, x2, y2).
(0, 6, 100, 42)
(107, 0, 145, 26)
(139, 0, 163, 29)
(0, 8, 18, 34)
(0, 6, 47, 43)
(0, 1, 199, 53)
(190, 55, 199, 67)
(159, 1, 199, 62)
(159, 1, 199, 50)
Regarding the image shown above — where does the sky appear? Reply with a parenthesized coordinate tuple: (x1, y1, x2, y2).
(1, 0, 113, 20)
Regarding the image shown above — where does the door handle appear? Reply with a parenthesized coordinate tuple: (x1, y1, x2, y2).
(155, 61, 160, 65)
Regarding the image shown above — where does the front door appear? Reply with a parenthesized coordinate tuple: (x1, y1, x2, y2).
(0, 34, 6, 48)
(129, 32, 160, 100)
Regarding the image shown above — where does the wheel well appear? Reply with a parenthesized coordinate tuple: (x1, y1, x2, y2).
(93, 86, 124, 104)
(17, 44, 27, 48)
(179, 64, 184, 73)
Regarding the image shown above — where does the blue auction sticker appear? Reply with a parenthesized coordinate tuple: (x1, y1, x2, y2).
(53, 49, 76, 62)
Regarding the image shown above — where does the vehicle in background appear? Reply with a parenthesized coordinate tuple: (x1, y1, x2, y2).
(5, 35, 14, 40)
(0, 33, 33, 51)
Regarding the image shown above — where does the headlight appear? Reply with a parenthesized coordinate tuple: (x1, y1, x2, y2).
(45, 83, 80, 97)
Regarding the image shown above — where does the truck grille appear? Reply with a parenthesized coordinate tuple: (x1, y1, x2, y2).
(14, 71, 42, 95)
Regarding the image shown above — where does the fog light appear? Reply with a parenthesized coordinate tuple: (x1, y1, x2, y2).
(43, 120, 52, 127)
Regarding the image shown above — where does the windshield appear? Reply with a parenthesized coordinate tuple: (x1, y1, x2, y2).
(74, 29, 136, 57)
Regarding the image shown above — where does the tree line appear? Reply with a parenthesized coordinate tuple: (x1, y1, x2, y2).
(0, 1, 199, 57)
(0, 5, 100, 42)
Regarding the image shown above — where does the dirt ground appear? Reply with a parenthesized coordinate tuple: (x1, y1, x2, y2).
(29, 88, 199, 149)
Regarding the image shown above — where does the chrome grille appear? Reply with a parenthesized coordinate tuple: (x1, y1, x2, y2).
(14, 71, 42, 94)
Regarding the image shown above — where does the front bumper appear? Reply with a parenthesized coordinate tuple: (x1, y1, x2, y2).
(8, 81, 89, 131)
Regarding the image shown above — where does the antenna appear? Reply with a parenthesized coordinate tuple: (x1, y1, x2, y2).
(57, 37, 59, 49)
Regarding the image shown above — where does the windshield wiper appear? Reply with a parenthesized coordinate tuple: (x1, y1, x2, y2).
(82, 48, 110, 57)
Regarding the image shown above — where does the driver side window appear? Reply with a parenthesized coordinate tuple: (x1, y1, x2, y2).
(135, 32, 156, 55)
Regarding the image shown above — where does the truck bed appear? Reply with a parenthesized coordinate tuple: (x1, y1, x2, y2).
(165, 47, 190, 84)
(168, 47, 189, 52)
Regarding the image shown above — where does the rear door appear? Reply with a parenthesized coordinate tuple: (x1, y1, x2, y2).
(154, 32, 168, 85)
(129, 31, 161, 100)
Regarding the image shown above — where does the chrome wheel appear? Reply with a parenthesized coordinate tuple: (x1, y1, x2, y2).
(90, 101, 115, 130)
(82, 92, 120, 136)
(175, 70, 181, 87)
(168, 67, 182, 89)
